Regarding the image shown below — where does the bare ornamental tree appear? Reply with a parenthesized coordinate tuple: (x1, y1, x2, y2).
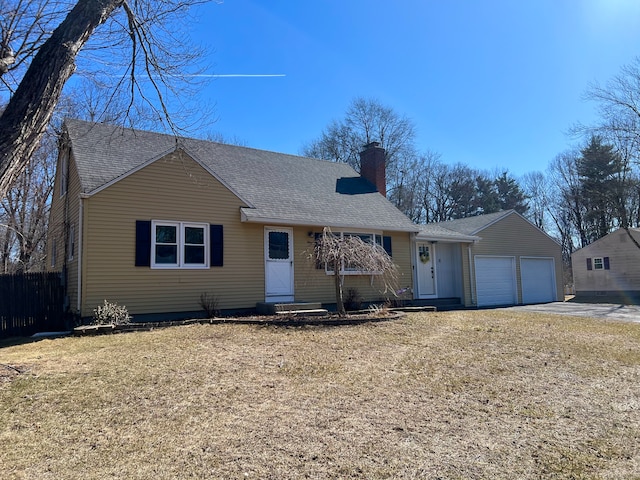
(311, 227, 399, 317)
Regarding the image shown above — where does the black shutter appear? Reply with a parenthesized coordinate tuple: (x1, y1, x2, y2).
(210, 225, 223, 267)
(383, 236, 392, 257)
(586, 258, 592, 271)
(604, 257, 610, 270)
(135, 220, 151, 267)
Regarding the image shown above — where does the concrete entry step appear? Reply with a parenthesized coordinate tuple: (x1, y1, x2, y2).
(256, 302, 325, 315)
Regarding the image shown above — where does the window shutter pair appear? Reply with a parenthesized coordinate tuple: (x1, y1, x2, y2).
(586, 257, 610, 270)
(135, 221, 223, 267)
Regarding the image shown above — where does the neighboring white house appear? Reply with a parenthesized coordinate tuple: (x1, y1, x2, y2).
(572, 227, 640, 304)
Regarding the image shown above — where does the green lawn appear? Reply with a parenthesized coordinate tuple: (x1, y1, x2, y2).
(1, 310, 639, 479)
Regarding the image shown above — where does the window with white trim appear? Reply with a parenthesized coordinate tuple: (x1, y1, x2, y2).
(343, 232, 382, 272)
(322, 231, 385, 275)
(593, 257, 604, 270)
(151, 221, 208, 269)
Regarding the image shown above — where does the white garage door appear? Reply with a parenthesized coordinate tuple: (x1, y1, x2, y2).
(521, 257, 556, 304)
(475, 256, 517, 307)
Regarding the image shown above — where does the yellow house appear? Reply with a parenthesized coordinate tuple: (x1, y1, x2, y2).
(48, 120, 563, 320)
(48, 120, 420, 319)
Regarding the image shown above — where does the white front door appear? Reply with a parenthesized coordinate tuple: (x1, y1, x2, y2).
(417, 242, 436, 297)
(265, 227, 294, 302)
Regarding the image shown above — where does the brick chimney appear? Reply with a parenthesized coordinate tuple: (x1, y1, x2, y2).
(359, 142, 386, 196)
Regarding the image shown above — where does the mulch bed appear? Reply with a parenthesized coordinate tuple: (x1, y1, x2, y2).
(73, 310, 406, 336)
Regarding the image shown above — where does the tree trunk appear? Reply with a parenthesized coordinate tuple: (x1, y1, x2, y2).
(333, 260, 346, 317)
(0, 0, 124, 198)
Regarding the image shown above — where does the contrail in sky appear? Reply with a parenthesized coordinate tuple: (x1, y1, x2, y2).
(192, 74, 286, 78)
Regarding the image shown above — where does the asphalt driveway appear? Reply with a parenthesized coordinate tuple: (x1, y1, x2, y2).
(506, 301, 640, 323)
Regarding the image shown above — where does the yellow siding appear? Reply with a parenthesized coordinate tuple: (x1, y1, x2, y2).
(463, 213, 563, 305)
(81, 151, 265, 316)
(293, 230, 413, 304)
(47, 147, 81, 312)
(459, 242, 473, 306)
(79, 151, 415, 317)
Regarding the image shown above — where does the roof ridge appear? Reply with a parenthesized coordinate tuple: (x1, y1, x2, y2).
(65, 118, 349, 168)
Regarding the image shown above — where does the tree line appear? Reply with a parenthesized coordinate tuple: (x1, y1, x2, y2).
(303, 60, 640, 269)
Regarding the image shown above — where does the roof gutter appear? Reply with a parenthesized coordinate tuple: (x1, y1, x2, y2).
(415, 234, 481, 243)
(240, 209, 419, 233)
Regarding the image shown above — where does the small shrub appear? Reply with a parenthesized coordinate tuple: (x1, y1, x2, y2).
(93, 300, 131, 325)
(344, 288, 363, 311)
(200, 292, 220, 318)
(368, 303, 390, 316)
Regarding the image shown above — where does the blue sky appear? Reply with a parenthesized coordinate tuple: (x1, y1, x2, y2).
(188, 0, 640, 176)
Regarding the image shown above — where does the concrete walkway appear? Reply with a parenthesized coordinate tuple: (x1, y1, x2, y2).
(506, 302, 640, 323)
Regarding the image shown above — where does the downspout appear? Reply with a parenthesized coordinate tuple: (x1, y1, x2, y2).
(77, 195, 86, 314)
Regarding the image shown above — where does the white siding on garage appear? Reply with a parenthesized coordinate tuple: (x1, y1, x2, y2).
(521, 257, 557, 304)
(475, 256, 517, 306)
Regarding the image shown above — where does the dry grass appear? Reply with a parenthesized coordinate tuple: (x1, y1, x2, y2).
(1, 310, 639, 479)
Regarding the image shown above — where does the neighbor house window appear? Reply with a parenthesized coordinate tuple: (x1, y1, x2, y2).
(587, 257, 610, 271)
(151, 221, 208, 269)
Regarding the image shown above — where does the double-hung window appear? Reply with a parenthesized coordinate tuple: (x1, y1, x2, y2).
(152, 221, 208, 269)
(343, 232, 382, 273)
(586, 256, 610, 271)
(321, 231, 386, 275)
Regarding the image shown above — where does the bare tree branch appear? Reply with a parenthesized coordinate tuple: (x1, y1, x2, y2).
(310, 227, 399, 317)
(0, 0, 212, 197)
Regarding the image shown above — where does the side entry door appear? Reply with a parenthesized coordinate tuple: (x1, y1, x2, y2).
(265, 227, 294, 302)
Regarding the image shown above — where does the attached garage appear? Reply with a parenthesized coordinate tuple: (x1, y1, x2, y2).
(475, 256, 517, 307)
(417, 210, 564, 308)
(521, 257, 557, 304)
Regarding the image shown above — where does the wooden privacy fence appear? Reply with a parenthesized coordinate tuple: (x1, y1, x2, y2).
(0, 272, 66, 339)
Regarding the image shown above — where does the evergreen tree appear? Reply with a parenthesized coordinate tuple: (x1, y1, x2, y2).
(494, 171, 529, 214)
(474, 175, 500, 215)
(577, 136, 622, 242)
